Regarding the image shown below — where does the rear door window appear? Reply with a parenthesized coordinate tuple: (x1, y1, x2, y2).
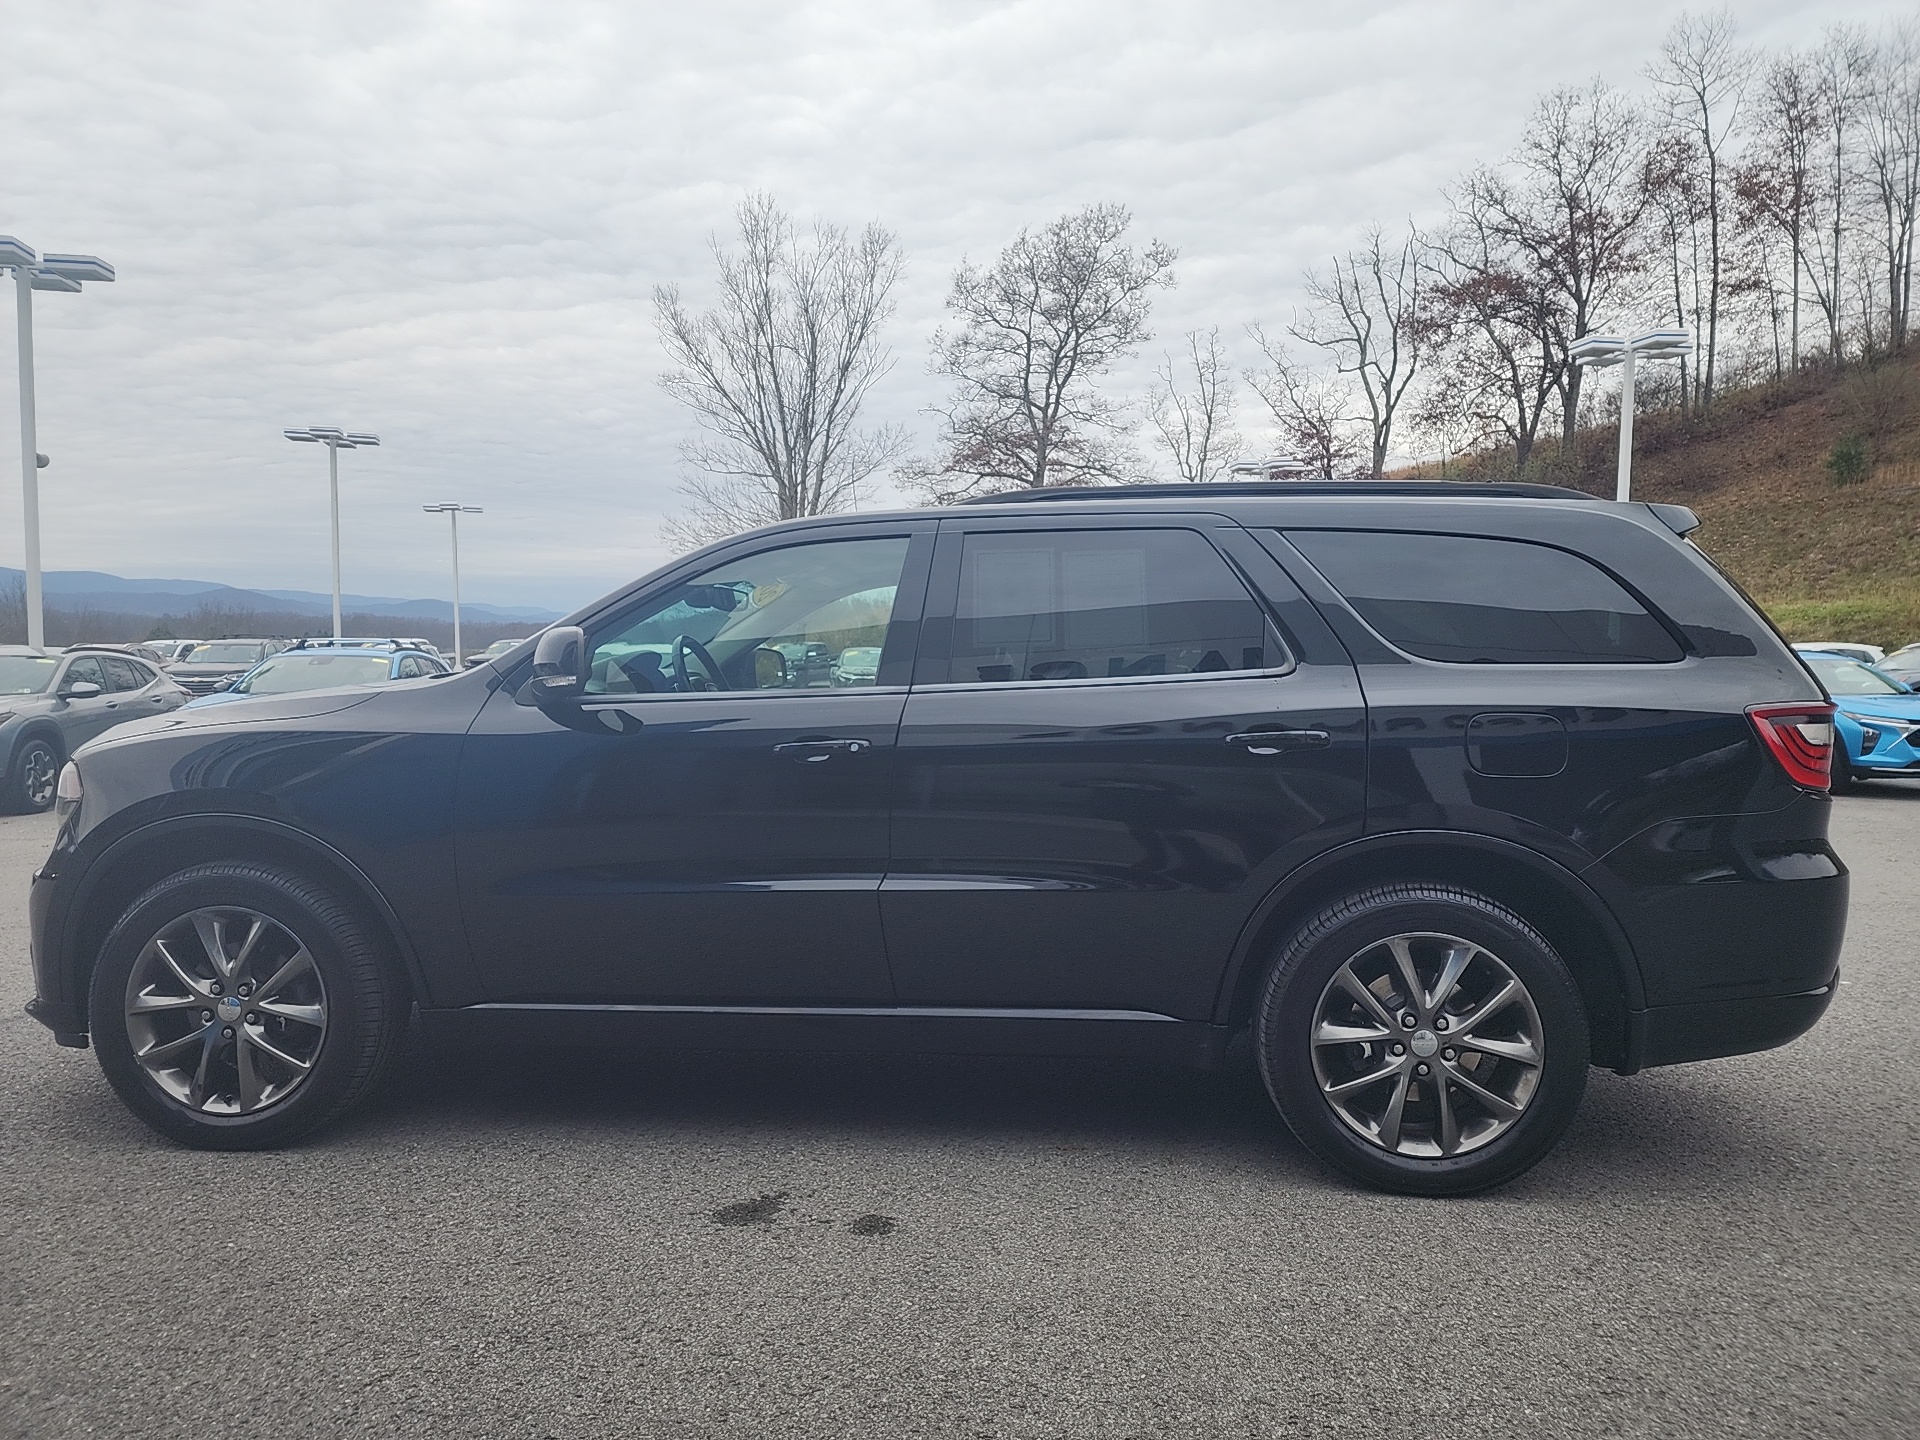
(101, 657, 151, 691)
(944, 528, 1278, 684)
(1287, 530, 1683, 664)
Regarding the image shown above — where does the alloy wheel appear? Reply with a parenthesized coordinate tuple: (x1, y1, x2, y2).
(1310, 930, 1544, 1158)
(122, 906, 329, 1115)
(22, 745, 57, 809)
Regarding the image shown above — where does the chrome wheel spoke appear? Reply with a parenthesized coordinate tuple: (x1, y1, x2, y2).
(136, 1023, 212, 1070)
(246, 1030, 313, 1074)
(189, 1027, 219, 1108)
(1333, 965, 1399, 1031)
(150, 938, 208, 997)
(1458, 1033, 1539, 1066)
(124, 906, 326, 1117)
(1315, 1018, 1393, 1046)
(230, 916, 268, 977)
(1431, 943, 1475, 1014)
(1443, 1061, 1526, 1119)
(1434, 1074, 1460, 1156)
(1376, 1070, 1413, 1151)
(256, 948, 315, 1004)
(235, 1030, 265, 1112)
(1451, 978, 1520, 1038)
(1324, 1058, 1405, 1098)
(129, 989, 201, 1015)
(191, 912, 231, 975)
(254, 999, 323, 1028)
(1386, 937, 1424, 1016)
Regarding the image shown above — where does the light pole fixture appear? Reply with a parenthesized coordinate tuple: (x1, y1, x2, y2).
(422, 503, 482, 665)
(284, 426, 380, 639)
(1570, 330, 1692, 503)
(1, 237, 115, 650)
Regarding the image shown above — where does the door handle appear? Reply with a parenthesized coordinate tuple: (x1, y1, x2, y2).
(1225, 729, 1330, 754)
(773, 737, 873, 763)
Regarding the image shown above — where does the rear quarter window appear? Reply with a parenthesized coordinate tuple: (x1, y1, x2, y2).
(1285, 530, 1684, 665)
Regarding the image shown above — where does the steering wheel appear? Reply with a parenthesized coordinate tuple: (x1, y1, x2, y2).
(670, 634, 729, 692)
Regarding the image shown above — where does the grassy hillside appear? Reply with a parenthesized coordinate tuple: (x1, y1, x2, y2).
(1409, 353, 1920, 650)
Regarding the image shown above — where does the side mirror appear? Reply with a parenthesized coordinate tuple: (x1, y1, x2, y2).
(212, 676, 237, 692)
(525, 625, 587, 706)
(60, 680, 102, 700)
(753, 646, 791, 689)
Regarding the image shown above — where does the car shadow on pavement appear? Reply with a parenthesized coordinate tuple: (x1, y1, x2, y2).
(365, 1034, 1340, 1166)
(352, 1030, 1819, 1201)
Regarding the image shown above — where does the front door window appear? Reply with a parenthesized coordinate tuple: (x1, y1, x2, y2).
(587, 536, 910, 695)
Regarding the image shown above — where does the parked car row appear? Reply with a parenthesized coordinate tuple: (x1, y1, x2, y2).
(1793, 646, 1920, 789)
(0, 636, 461, 813)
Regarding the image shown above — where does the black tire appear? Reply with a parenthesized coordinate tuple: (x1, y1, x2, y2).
(4, 734, 61, 814)
(1254, 883, 1589, 1196)
(1829, 763, 1862, 793)
(88, 862, 406, 1149)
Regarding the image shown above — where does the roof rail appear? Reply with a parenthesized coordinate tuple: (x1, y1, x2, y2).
(956, 480, 1594, 505)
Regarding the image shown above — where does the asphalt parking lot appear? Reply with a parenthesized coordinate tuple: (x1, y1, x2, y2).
(2, 795, 1917, 1440)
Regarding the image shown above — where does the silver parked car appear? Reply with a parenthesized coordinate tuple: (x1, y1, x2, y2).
(0, 645, 190, 812)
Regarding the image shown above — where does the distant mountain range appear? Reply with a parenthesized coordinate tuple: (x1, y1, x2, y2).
(0, 568, 564, 625)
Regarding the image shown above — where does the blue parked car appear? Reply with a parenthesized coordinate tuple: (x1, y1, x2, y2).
(183, 640, 449, 709)
(1799, 651, 1920, 788)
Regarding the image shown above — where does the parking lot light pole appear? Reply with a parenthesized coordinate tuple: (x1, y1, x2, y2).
(422, 504, 482, 664)
(2, 238, 116, 650)
(1570, 330, 1693, 503)
(283, 427, 379, 639)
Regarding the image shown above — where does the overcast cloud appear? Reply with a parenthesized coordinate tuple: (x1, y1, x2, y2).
(0, 0, 1905, 612)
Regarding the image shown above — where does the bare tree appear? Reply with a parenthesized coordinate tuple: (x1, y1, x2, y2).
(1648, 9, 1755, 412)
(1736, 50, 1824, 370)
(1245, 328, 1366, 481)
(905, 204, 1176, 502)
(653, 193, 906, 550)
(1642, 128, 1708, 407)
(1862, 21, 1920, 350)
(1425, 188, 1566, 472)
(1806, 26, 1875, 361)
(1288, 225, 1427, 480)
(1464, 82, 1651, 447)
(1146, 328, 1244, 482)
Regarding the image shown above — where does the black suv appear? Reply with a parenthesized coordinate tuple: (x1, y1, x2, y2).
(25, 483, 1846, 1194)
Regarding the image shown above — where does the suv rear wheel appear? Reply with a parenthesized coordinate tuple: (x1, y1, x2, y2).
(1255, 884, 1588, 1196)
(89, 863, 405, 1149)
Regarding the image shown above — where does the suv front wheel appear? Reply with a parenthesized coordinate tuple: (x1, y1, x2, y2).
(1255, 883, 1589, 1196)
(89, 862, 406, 1149)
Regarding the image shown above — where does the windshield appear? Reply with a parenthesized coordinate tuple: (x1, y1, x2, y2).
(238, 654, 391, 694)
(186, 643, 268, 665)
(1808, 657, 1908, 696)
(0, 655, 58, 695)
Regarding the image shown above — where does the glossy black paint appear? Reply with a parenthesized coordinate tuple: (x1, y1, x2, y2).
(27, 487, 1846, 1075)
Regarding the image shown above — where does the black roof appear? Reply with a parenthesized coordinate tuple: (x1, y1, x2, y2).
(956, 480, 1596, 506)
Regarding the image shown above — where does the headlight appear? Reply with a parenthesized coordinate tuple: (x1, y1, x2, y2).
(54, 761, 82, 823)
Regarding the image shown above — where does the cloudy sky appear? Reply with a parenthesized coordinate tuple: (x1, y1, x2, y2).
(0, 0, 1906, 612)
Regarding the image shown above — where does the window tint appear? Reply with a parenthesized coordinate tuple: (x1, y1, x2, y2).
(946, 529, 1274, 685)
(1288, 530, 1683, 664)
(587, 536, 910, 695)
(101, 657, 151, 691)
(62, 656, 108, 691)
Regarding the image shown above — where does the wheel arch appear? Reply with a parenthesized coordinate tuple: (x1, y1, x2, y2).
(62, 816, 428, 1028)
(1214, 831, 1645, 1068)
(11, 720, 67, 765)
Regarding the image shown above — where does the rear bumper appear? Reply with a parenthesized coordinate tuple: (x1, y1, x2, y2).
(1618, 972, 1836, 1072)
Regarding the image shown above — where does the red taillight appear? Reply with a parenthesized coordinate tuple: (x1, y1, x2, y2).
(1748, 702, 1837, 791)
